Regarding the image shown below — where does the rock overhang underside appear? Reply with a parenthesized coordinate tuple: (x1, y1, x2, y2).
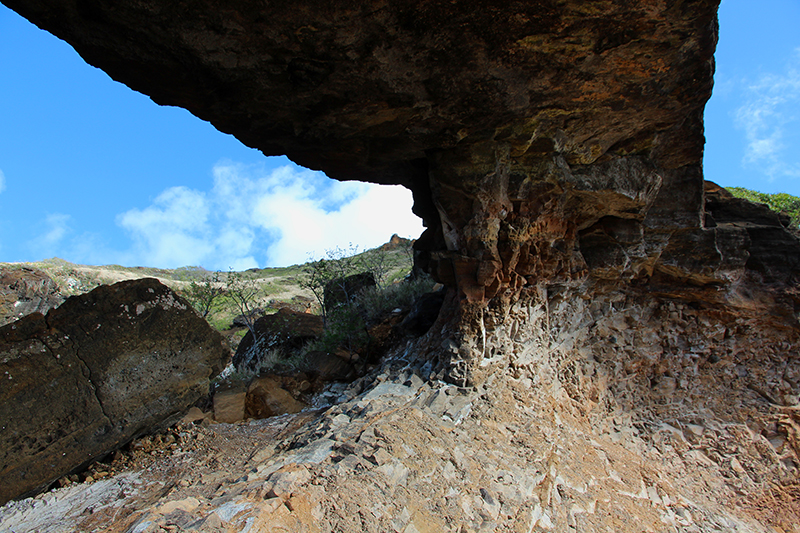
(7, 0, 730, 293)
(3, 1, 718, 180)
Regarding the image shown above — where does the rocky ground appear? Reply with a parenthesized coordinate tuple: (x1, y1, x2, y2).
(2, 284, 798, 533)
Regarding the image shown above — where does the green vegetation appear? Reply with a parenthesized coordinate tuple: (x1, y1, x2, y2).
(301, 243, 433, 364)
(727, 187, 800, 228)
(300, 242, 417, 359)
(269, 273, 434, 376)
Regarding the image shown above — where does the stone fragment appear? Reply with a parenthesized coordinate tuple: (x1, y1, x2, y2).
(181, 407, 207, 425)
(213, 386, 247, 424)
(263, 465, 311, 498)
(376, 459, 410, 487)
(156, 497, 201, 515)
(245, 375, 306, 419)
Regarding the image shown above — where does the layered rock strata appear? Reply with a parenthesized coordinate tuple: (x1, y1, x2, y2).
(0, 278, 229, 505)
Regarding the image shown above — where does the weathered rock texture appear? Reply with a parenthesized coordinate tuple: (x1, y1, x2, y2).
(0, 278, 229, 505)
(4, 0, 800, 527)
(0, 267, 64, 327)
(1, 298, 798, 532)
(232, 307, 324, 370)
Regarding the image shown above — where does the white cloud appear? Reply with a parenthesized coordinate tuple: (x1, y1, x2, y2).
(117, 186, 215, 267)
(735, 48, 800, 180)
(114, 162, 424, 269)
(0, 168, 6, 194)
(28, 213, 71, 258)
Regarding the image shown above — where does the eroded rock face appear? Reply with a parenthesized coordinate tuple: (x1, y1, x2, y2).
(4, 2, 798, 385)
(0, 278, 229, 505)
(0, 267, 64, 327)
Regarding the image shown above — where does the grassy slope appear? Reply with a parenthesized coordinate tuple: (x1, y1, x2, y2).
(0, 244, 414, 333)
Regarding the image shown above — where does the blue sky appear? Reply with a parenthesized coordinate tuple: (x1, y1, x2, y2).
(0, 1, 798, 269)
(704, 0, 800, 190)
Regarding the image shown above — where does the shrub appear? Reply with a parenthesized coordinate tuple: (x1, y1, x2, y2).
(306, 273, 436, 361)
(727, 187, 800, 228)
(184, 271, 226, 318)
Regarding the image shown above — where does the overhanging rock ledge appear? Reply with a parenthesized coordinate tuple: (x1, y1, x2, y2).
(4, 0, 799, 387)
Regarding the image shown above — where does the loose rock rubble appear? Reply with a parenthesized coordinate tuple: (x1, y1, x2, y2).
(2, 285, 797, 532)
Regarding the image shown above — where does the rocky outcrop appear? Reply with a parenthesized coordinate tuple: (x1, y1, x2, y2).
(5, 0, 778, 384)
(0, 267, 64, 327)
(4, 1, 800, 527)
(233, 307, 324, 370)
(0, 278, 229, 505)
(378, 234, 413, 253)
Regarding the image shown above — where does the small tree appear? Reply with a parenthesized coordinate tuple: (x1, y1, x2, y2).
(225, 270, 265, 369)
(301, 244, 366, 324)
(184, 271, 226, 318)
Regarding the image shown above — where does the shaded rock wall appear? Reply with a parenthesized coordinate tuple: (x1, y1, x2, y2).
(0, 1, 718, 183)
(4, 2, 798, 381)
(0, 278, 229, 505)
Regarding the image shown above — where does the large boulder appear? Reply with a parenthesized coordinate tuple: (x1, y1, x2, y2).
(0, 278, 230, 505)
(233, 307, 324, 370)
(323, 272, 376, 314)
(0, 267, 64, 327)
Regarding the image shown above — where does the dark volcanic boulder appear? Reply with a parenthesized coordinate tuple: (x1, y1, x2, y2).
(704, 181, 800, 286)
(0, 278, 229, 505)
(0, 267, 64, 327)
(324, 272, 376, 314)
(233, 307, 324, 370)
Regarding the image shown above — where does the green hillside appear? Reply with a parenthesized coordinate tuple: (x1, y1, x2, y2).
(1, 239, 416, 335)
